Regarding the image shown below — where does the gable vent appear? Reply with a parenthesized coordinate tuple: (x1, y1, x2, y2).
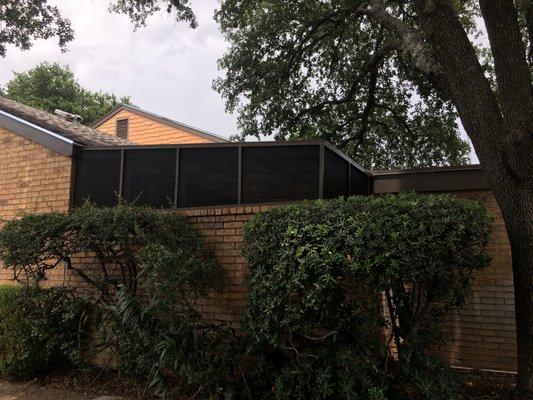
(116, 119, 129, 139)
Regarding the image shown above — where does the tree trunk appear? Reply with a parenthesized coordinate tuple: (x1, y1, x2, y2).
(498, 187, 533, 398)
(411, 0, 533, 396)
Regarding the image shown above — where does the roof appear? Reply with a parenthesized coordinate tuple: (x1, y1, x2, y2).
(0, 96, 132, 155)
(91, 104, 228, 143)
(371, 164, 490, 193)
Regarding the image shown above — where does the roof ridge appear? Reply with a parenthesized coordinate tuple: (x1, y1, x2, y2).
(91, 103, 228, 143)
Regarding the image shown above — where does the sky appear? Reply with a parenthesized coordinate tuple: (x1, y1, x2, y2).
(0, 0, 238, 139)
(0, 0, 478, 162)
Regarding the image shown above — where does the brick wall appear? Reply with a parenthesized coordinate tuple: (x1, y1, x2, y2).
(95, 109, 216, 145)
(0, 127, 73, 284)
(0, 133, 517, 373)
(179, 192, 517, 372)
(439, 190, 516, 372)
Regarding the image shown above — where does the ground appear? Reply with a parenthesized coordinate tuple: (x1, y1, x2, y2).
(0, 369, 517, 400)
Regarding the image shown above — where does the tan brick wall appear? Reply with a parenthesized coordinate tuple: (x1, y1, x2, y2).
(0, 127, 72, 284)
(181, 192, 517, 372)
(95, 109, 216, 145)
(439, 190, 516, 372)
(0, 138, 517, 374)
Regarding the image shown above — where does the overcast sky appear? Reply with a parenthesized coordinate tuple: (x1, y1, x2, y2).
(0, 0, 238, 139)
(0, 0, 477, 162)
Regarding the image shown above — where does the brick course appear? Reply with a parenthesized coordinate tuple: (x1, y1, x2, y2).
(95, 109, 216, 145)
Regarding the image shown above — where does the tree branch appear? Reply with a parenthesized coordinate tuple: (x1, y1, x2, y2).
(479, 0, 533, 135)
(290, 39, 400, 122)
(359, 0, 438, 74)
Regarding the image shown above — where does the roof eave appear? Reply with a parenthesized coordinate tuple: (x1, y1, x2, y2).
(0, 109, 75, 156)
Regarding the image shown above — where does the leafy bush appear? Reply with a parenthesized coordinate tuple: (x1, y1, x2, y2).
(0, 285, 89, 379)
(0, 203, 227, 397)
(0, 203, 215, 302)
(243, 193, 491, 400)
(103, 243, 234, 399)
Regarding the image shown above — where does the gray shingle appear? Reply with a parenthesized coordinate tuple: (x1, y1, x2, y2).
(0, 96, 133, 147)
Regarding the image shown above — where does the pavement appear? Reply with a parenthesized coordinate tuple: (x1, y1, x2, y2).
(0, 380, 124, 400)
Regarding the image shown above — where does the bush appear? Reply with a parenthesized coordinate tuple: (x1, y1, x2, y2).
(0, 285, 89, 379)
(103, 243, 234, 399)
(0, 202, 215, 301)
(243, 193, 491, 400)
(0, 203, 226, 397)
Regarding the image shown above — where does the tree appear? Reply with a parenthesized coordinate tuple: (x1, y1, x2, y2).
(2, 62, 132, 125)
(0, 1, 196, 57)
(0, 0, 73, 57)
(210, 1, 533, 396)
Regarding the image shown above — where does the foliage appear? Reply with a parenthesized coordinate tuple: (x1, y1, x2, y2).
(0, 203, 230, 397)
(243, 193, 491, 399)
(103, 244, 235, 399)
(0, 285, 90, 379)
(0, 0, 73, 57)
(109, 0, 198, 29)
(212, 0, 478, 169)
(2, 62, 132, 125)
(0, 202, 214, 303)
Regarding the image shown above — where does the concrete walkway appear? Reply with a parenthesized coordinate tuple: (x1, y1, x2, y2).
(0, 380, 124, 400)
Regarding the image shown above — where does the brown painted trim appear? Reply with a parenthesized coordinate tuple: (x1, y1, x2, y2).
(0, 112, 74, 156)
(372, 165, 490, 193)
(91, 104, 228, 143)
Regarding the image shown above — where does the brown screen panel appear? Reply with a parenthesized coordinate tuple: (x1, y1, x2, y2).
(122, 149, 176, 208)
(241, 145, 320, 203)
(74, 150, 121, 206)
(178, 147, 238, 207)
(323, 148, 349, 199)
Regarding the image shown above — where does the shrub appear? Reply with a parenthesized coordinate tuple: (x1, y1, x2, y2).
(0, 203, 227, 397)
(0, 202, 215, 302)
(0, 285, 90, 379)
(103, 243, 234, 399)
(243, 193, 491, 399)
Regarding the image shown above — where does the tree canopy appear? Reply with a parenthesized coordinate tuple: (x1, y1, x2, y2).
(0, 0, 73, 57)
(213, 1, 480, 169)
(2, 62, 132, 125)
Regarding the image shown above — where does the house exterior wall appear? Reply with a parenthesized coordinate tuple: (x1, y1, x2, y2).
(0, 127, 72, 283)
(94, 109, 216, 145)
(0, 134, 517, 373)
(179, 193, 517, 373)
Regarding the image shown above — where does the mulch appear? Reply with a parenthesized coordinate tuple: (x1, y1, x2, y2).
(1, 367, 518, 400)
(459, 369, 516, 400)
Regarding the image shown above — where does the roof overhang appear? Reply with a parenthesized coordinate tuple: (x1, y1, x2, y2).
(0, 109, 75, 156)
(91, 104, 228, 143)
(371, 164, 490, 193)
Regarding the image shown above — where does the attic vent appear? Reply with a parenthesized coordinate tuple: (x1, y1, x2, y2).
(116, 119, 129, 139)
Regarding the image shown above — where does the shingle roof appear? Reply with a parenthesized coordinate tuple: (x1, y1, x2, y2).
(0, 96, 132, 147)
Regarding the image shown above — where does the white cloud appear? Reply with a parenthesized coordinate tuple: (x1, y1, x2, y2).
(0, 0, 238, 139)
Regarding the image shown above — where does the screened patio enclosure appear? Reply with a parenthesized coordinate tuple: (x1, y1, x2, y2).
(73, 141, 372, 209)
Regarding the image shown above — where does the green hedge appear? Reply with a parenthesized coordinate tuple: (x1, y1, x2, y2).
(243, 193, 492, 400)
(0, 285, 89, 379)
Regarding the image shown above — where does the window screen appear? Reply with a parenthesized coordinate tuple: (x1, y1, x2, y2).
(350, 165, 370, 195)
(74, 150, 121, 206)
(242, 145, 319, 203)
(116, 119, 128, 139)
(122, 149, 176, 208)
(178, 147, 238, 207)
(323, 148, 349, 199)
